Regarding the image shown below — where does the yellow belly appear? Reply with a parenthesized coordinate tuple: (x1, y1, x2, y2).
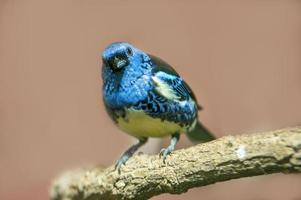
(116, 108, 185, 138)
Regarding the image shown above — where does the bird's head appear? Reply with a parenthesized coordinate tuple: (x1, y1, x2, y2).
(102, 42, 141, 72)
(101, 42, 153, 106)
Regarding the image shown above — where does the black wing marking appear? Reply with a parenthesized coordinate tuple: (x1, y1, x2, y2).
(150, 55, 202, 110)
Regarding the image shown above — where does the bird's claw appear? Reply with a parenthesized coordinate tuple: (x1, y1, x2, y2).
(159, 147, 173, 163)
(114, 138, 148, 173)
(114, 155, 130, 173)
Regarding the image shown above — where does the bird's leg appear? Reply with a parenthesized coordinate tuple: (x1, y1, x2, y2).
(115, 137, 148, 171)
(160, 133, 180, 162)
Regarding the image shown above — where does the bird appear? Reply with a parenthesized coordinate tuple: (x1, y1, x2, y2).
(101, 42, 215, 170)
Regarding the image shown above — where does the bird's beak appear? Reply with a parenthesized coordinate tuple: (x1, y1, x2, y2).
(112, 57, 128, 70)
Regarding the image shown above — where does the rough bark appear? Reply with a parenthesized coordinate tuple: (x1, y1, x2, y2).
(50, 127, 301, 200)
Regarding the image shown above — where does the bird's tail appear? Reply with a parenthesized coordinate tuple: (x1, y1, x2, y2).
(186, 121, 215, 143)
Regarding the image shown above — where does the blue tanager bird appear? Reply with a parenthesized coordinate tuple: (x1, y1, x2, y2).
(101, 42, 215, 169)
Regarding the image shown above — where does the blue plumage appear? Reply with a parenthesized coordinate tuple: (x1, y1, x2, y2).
(101, 42, 215, 169)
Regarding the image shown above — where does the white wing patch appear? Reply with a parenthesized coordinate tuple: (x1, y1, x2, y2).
(151, 72, 180, 100)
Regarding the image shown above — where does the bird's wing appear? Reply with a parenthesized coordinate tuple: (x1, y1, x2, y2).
(150, 55, 202, 110)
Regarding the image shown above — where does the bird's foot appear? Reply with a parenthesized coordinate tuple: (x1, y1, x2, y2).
(159, 133, 180, 163)
(115, 154, 130, 173)
(114, 138, 148, 173)
(159, 147, 174, 163)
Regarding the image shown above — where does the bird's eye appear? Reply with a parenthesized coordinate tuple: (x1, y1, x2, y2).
(126, 47, 133, 56)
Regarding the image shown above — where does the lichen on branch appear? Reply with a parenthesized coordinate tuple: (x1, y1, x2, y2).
(50, 127, 301, 200)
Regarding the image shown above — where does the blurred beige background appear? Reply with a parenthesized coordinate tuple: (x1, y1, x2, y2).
(1, 0, 301, 199)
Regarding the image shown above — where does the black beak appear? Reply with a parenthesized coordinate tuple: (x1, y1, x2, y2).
(108, 56, 128, 71)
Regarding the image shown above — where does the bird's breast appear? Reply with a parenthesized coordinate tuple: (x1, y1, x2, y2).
(103, 74, 153, 108)
(116, 108, 187, 138)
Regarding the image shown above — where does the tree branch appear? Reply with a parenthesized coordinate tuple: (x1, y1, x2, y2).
(50, 127, 301, 200)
